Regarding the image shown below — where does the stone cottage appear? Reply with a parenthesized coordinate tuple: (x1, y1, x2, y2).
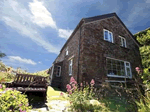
(48, 13, 142, 90)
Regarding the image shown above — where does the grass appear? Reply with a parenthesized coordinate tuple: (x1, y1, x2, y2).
(47, 86, 68, 99)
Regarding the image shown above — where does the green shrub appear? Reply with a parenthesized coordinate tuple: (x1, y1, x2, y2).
(0, 72, 15, 83)
(136, 95, 150, 112)
(132, 67, 150, 112)
(0, 89, 31, 112)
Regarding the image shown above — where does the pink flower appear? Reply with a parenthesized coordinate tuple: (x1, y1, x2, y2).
(135, 67, 140, 72)
(66, 84, 71, 92)
(69, 91, 72, 95)
(25, 103, 29, 106)
(90, 79, 95, 86)
(5, 88, 13, 91)
(0, 84, 2, 89)
(73, 86, 77, 90)
(70, 77, 77, 85)
(66, 84, 71, 89)
(80, 83, 83, 87)
(19, 109, 26, 112)
(60, 92, 64, 96)
(70, 77, 75, 83)
(72, 84, 75, 87)
(18, 104, 22, 107)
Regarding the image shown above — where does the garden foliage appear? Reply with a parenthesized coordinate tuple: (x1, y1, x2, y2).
(0, 84, 31, 112)
(66, 77, 109, 112)
(134, 28, 150, 111)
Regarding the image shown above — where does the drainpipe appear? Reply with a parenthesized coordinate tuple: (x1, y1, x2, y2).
(77, 26, 82, 84)
(50, 64, 54, 85)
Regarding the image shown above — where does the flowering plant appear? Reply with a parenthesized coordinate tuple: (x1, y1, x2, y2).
(66, 77, 106, 111)
(0, 88, 31, 112)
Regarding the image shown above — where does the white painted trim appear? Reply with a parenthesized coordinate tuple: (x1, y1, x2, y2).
(65, 47, 68, 56)
(68, 55, 74, 60)
(69, 59, 73, 76)
(106, 57, 125, 62)
(107, 75, 127, 78)
(56, 66, 61, 77)
(103, 29, 114, 43)
(105, 80, 127, 83)
(106, 57, 132, 79)
(124, 61, 132, 79)
(119, 36, 127, 48)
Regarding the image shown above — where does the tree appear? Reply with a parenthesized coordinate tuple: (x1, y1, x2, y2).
(134, 28, 150, 69)
(0, 52, 6, 58)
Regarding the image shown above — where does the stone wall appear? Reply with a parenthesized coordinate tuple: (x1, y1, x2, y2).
(54, 27, 82, 90)
(80, 16, 142, 85)
(52, 16, 142, 90)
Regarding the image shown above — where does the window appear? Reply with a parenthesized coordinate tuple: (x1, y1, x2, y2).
(65, 47, 68, 56)
(56, 66, 61, 77)
(119, 36, 126, 47)
(69, 59, 73, 76)
(104, 29, 113, 43)
(106, 58, 132, 78)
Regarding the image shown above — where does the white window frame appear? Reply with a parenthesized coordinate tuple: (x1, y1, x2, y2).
(56, 66, 61, 77)
(106, 57, 132, 78)
(103, 29, 114, 43)
(65, 47, 68, 56)
(119, 36, 127, 48)
(69, 59, 73, 76)
(124, 61, 132, 78)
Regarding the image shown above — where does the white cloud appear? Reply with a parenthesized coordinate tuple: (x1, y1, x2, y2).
(29, 0, 57, 29)
(58, 29, 73, 39)
(8, 56, 36, 65)
(0, 0, 60, 54)
(38, 61, 42, 64)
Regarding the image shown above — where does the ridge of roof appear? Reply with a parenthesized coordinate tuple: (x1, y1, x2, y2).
(59, 18, 84, 53)
(59, 12, 140, 56)
(59, 13, 116, 53)
(84, 12, 116, 23)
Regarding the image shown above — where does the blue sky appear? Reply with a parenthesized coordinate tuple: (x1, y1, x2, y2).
(0, 0, 150, 73)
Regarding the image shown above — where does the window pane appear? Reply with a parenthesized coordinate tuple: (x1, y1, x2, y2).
(121, 70, 125, 76)
(105, 31, 108, 40)
(126, 62, 129, 66)
(112, 64, 116, 70)
(107, 64, 111, 70)
(117, 71, 121, 76)
(117, 65, 121, 70)
(56, 66, 61, 77)
(126, 67, 131, 77)
(120, 37, 122, 46)
(69, 59, 73, 75)
(69, 66, 71, 74)
(122, 38, 126, 47)
(112, 70, 117, 75)
(107, 59, 111, 64)
(109, 32, 112, 42)
(121, 62, 124, 66)
(107, 58, 128, 77)
(117, 61, 120, 65)
(111, 60, 115, 64)
(108, 70, 114, 75)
